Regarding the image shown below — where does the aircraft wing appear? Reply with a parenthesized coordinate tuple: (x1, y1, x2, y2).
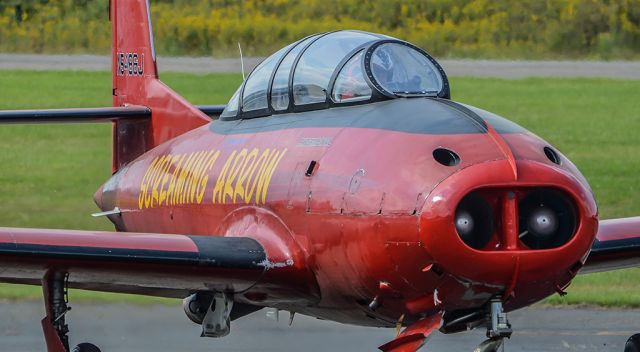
(581, 217, 640, 274)
(0, 227, 293, 299)
(0, 105, 224, 123)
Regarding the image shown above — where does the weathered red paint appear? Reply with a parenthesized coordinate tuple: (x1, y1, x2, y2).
(0, 227, 198, 252)
(93, 116, 598, 328)
(98, 7, 606, 333)
(580, 217, 640, 274)
(597, 217, 640, 241)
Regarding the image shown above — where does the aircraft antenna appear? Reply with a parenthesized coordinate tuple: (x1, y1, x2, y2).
(238, 42, 246, 80)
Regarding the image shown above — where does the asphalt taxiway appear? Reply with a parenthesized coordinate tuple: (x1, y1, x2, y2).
(0, 302, 637, 351)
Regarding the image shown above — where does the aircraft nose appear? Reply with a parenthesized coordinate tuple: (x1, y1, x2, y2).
(418, 158, 598, 310)
(93, 184, 105, 211)
(93, 169, 124, 213)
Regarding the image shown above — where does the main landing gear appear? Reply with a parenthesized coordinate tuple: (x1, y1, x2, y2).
(474, 298, 512, 352)
(183, 291, 234, 337)
(41, 270, 102, 352)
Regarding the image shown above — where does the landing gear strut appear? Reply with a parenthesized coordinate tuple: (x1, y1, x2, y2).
(41, 270, 101, 352)
(201, 292, 234, 337)
(474, 298, 512, 352)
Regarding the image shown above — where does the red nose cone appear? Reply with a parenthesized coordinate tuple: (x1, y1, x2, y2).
(419, 159, 598, 311)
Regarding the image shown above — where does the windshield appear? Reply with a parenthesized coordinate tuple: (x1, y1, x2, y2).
(370, 43, 443, 96)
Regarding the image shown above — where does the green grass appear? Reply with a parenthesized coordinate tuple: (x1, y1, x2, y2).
(0, 70, 638, 306)
(0, 71, 242, 231)
(544, 270, 640, 308)
(0, 284, 175, 305)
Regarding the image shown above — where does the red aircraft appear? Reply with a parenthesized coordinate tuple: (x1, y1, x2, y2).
(1, 1, 639, 352)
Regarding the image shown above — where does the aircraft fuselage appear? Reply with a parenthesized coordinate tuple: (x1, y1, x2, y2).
(96, 97, 598, 327)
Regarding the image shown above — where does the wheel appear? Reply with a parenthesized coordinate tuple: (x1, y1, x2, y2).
(474, 337, 504, 352)
(625, 334, 640, 352)
(72, 342, 102, 352)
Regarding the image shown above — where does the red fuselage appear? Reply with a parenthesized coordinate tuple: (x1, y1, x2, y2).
(96, 98, 597, 327)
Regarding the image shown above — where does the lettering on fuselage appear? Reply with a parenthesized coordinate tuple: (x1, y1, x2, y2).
(138, 148, 287, 209)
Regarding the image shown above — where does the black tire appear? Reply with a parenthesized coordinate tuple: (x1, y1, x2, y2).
(72, 342, 102, 352)
(625, 334, 640, 352)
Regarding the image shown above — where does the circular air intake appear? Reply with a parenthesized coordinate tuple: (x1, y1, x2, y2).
(518, 189, 577, 249)
(433, 148, 460, 167)
(544, 146, 561, 165)
(454, 193, 494, 249)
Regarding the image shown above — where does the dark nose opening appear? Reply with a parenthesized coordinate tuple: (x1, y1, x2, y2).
(454, 193, 494, 249)
(518, 189, 577, 249)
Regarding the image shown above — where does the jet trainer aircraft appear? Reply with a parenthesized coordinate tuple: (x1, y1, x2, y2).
(1, 1, 639, 351)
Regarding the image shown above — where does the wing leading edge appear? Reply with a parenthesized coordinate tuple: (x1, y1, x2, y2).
(0, 105, 225, 124)
(0, 227, 266, 298)
(582, 217, 640, 274)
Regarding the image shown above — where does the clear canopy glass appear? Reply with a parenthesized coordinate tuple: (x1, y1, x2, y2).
(292, 31, 378, 105)
(220, 86, 241, 118)
(271, 35, 319, 111)
(370, 43, 443, 96)
(331, 50, 371, 103)
(220, 30, 448, 119)
(242, 44, 292, 112)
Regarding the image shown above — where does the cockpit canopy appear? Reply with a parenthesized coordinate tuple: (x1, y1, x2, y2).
(221, 30, 449, 120)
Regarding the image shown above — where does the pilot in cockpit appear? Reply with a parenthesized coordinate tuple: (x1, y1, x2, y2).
(372, 44, 433, 94)
(372, 47, 395, 87)
(337, 57, 362, 101)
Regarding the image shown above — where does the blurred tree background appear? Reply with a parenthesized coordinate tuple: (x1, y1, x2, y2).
(0, 0, 639, 59)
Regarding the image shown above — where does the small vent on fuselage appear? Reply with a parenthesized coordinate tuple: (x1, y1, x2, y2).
(544, 146, 561, 165)
(433, 148, 460, 167)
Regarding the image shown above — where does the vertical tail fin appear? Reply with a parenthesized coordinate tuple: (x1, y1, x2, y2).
(110, 0, 210, 171)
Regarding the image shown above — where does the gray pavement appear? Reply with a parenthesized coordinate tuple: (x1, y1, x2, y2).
(1, 53, 640, 79)
(0, 301, 638, 351)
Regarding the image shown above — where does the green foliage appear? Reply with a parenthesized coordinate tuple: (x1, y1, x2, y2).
(0, 0, 639, 58)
